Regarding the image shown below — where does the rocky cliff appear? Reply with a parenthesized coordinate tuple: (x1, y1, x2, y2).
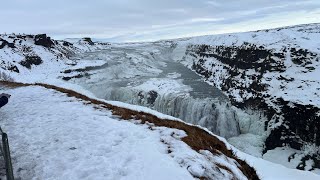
(176, 23, 320, 171)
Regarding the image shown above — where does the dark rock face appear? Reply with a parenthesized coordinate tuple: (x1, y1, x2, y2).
(136, 90, 159, 105)
(0, 60, 20, 73)
(82, 37, 94, 45)
(34, 34, 54, 48)
(147, 90, 158, 105)
(193, 44, 286, 72)
(26, 35, 34, 39)
(189, 43, 285, 110)
(19, 56, 43, 69)
(290, 48, 316, 65)
(62, 73, 89, 81)
(0, 39, 15, 49)
(296, 154, 320, 171)
(8, 65, 19, 73)
(266, 99, 320, 149)
(185, 42, 320, 169)
(62, 41, 73, 47)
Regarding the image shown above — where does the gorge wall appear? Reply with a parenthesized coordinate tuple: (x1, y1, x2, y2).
(177, 23, 320, 170)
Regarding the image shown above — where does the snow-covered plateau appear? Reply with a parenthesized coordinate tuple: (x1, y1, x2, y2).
(0, 23, 319, 180)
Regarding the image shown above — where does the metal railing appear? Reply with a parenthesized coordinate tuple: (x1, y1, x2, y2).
(0, 127, 14, 180)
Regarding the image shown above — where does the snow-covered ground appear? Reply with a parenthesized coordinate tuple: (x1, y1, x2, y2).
(1, 85, 253, 180)
(0, 85, 318, 179)
(1, 86, 194, 179)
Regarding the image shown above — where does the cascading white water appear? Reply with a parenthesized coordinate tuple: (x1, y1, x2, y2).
(104, 87, 241, 139)
(72, 44, 266, 140)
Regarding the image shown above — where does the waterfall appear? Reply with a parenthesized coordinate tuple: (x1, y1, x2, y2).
(104, 87, 241, 139)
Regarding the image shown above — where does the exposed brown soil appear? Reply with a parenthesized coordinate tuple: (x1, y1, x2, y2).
(0, 80, 260, 180)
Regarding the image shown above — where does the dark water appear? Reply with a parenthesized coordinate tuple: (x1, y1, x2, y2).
(159, 60, 226, 99)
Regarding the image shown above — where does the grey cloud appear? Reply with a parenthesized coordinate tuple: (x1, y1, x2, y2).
(0, 0, 319, 41)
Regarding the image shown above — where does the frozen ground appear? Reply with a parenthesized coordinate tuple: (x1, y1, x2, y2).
(0, 86, 209, 179)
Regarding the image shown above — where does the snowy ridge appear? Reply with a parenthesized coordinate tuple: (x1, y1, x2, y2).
(0, 34, 109, 82)
(177, 23, 320, 107)
(184, 23, 320, 53)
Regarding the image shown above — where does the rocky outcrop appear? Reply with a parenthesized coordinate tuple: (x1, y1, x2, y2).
(7, 65, 19, 73)
(188, 43, 286, 104)
(62, 41, 73, 47)
(82, 37, 94, 45)
(19, 55, 43, 69)
(0, 39, 15, 49)
(34, 34, 54, 48)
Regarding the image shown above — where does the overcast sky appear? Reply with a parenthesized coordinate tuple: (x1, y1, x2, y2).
(1, 0, 320, 42)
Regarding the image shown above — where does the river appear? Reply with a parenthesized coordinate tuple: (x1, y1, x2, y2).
(70, 43, 241, 138)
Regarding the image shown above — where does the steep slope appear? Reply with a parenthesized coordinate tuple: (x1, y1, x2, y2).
(174, 23, 320, 171)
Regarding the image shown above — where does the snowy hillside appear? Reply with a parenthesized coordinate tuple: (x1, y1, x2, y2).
(173, 23, 320, 172)
(0, 34, 108, 82)
(176, 23, 320, 106)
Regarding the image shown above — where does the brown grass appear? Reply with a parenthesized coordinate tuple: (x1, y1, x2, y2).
(0, 80, 260, 180)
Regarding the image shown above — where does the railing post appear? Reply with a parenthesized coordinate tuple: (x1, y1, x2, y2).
(2, 133, 14, 180)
